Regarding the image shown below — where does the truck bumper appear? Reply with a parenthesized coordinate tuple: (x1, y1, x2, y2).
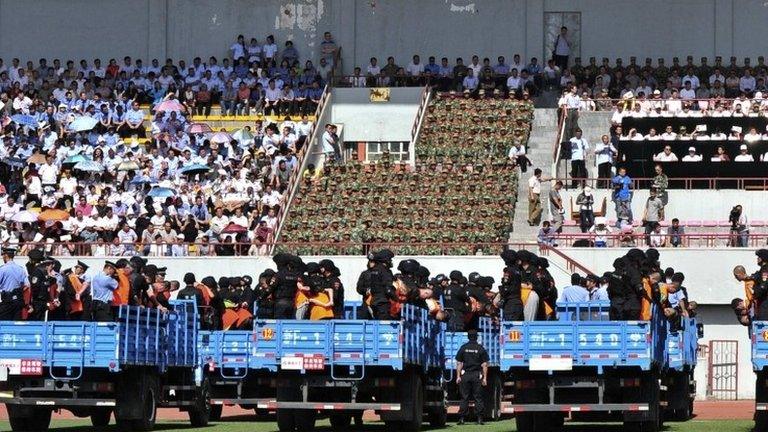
(266, 401, 400, 411)
(1, 396, 116, 407)
(501, 402, 649, 413)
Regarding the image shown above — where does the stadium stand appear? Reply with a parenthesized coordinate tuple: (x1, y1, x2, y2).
(278, 92, 530, 255)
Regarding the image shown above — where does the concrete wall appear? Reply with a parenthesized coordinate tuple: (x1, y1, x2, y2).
(329, 88, 421, 142)
(558, 189, 768, 223)
(3, 0, 768, 75)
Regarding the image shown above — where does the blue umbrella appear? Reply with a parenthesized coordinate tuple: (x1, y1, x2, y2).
(130, 175, 151, 185)
(68, 116, 99, 132)
(63, 154, 88, 165)
(11, 114, 37, 128)
(147, 187, 176, 198)
(180, 163, 211, 176)
(73, 160, 105, 172)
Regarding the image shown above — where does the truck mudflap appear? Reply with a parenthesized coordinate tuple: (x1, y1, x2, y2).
(501, 402, 649, 413)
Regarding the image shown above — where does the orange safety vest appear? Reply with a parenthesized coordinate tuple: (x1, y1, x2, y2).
(222, 308, 252, 330)
(745, 279, 757, 313)
(68, 274, 86, 314)
(520, 283, 554, 317)
(112, 269, 131, 306)
(640, 277, 653, 320)
(309, 290, 335, 320)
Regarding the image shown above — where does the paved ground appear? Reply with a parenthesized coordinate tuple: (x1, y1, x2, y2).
(0, 400, 756, 431)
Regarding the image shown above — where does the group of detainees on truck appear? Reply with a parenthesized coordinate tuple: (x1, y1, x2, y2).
(0, 244, 697, 333)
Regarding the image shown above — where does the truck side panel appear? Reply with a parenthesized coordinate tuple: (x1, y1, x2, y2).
(444, 317, 500, 370)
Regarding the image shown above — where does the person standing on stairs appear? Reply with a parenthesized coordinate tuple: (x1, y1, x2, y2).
(527, 168, 552, 226)
(570, 128, 589, 188)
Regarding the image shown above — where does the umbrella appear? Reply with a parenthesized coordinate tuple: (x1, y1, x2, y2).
(11, 114, 37, 128)
(210, 131, 233, 145)
(9, 210, 39, 223)
(117, 160, 140, 171)
(187, 123, 213, 134)
(73, 160, 105, 172)
(68, 116, 99, 132)
(130, 175, 151, 185)
(38, 209, 70, 222)
(221, 223, 248, 234)
(147, 187, 176, 198)
(155, 100, 186, 112)
(26, 153, 47, 164)
(232, 128, 255, 144)
(180, 164, 211, 176)
(63, 154, 88, 166)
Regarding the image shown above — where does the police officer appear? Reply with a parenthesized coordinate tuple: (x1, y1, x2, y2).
(456, 329, 489, 425)
(90, 261, 119, 322)
(177, 273, 204, 305)
(607, 258, 627, 319)
(622, 249, 647, 319)
(255, 269, 277, 319)
(0, 247, 29, 320)
(273, 253, 302, 319)
(355, 253, 379, 319)
(369, 250, 395, 320)
(443, 271, 470, 330)
(28, 257, 56, 321)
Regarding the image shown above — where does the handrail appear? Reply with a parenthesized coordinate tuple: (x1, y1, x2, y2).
(552, 107, 568, 178)
(539, 244, 594, 275)
(269, 85, 332, 253)
(547, 176, 768, 190)
(411, 85, 431, 141)
(550, 232, 768, 248)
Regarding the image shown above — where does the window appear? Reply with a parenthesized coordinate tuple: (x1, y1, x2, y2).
(366, 141, 410, 161)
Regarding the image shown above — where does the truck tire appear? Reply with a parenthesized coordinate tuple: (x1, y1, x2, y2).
(276, 409, 296, 432)
(8, 407, 52, 432)
(295, 409, 316, 432)
(756, 411, 768, 432)
(209, 404, 223, 421)
(515, 413, 549, 432)
(427, 406, 447, 428)
(329, 413, 352, 430)
(90, 408, 112, 427)
(486, 374, 502, 421)
(188, 379, 212, 427)
(402, 373, 424, 432)
(254, 408, 270, 417)
(131, 383, 158, 432)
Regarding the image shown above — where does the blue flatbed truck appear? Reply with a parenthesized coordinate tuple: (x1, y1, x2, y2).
(240, 303, 445, 432)
(0, 300, 210, 431)
(752, 321, 768, 430)
(442, 317, 502, 420)
(660, 316, 699, 421)
(500, 301, 672, 432)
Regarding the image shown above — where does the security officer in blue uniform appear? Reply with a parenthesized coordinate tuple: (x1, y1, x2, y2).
(0, 247, 29, 320)
(456, 328, 489, 426)
(90, 261, 119, 322)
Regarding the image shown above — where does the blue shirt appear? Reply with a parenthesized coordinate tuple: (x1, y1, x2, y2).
(494, 63, 510, 75)
(126, 109, 145, 125)
(424, 63, 440, 75)
(612, 175, 632, 201)
(0, 261, 29, 292)
(559, 285, 590, 302)
(91, 272, 118, 303)
(592, 286, 609, 301)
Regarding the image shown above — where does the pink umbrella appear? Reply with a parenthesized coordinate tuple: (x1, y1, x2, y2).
(221, 222, 248, 234)
(187, 123, 213, 134)
(155, 99, 186, 112)
(210, 131, 233, 144)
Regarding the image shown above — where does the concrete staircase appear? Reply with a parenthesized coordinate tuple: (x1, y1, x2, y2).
(510, 108, 559, 243)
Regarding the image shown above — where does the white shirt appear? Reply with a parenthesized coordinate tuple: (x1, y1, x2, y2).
(528, 176, 542, 195)
(660, 132, 677, 140)
(740, 76, 757, 92)
(735, 153, 755, 162)
(554, 34, 570, 56)
(38, 163, 59, 184)
(654, 152, 678, 162)
(569, 136, 589, 161)
(594, 141, 617, 166)
(679, 89, 696, 100)
(682, 75, 699, 89)
(681, 154, 702, 162)
(508, 145, 526, 159)
(262, 43, 278, 59)
(406, 62, 424, 76)
(744, 133, 762, 143)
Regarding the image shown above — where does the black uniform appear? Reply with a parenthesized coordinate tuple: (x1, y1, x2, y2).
(255, 271, 276, 319)
(443, 280, 470, 330)
(369, 262, 395, 320)
(273, 269, 299, 319)
(499, 267, 524, 320)
(456, 334, 490, 422)
(621, 259, 645, 320)
(177, 284, 204, 305)
(355, 264, 376, 319)
(28, 265, 52, 321)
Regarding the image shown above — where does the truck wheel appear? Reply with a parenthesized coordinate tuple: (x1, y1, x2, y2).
(487, 375, 502, 421)
(515, 413, 535, 432)
(329, 413, 352, 430)
(427, 406, 447, 427)
(756, 411, 768, 432)
(90, 408, 112, 427)
(210, 404, 223, 421)
(295, 409, 316, 432)
(8, 407, 51, 432)
(254, 408, 270, 417)
(188, 380, 212, 427)
(28, 408, 52, 431)
(132, 384, 158, 432)
(276, 409, 296, 431)
(402, 373, 424, 432)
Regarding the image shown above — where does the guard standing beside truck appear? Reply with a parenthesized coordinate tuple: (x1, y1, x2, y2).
(456, 328, 489, 426)
(0, 247, 28, 320)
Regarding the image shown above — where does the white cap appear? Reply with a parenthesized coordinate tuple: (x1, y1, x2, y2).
(695, 124, 707, 132)
(688, 146, 696, 152)
(732, 126, 743, 133)
(740, 144, 748, 150)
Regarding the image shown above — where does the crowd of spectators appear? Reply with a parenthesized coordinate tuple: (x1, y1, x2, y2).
(0, 33, 333, 257)
(281, 93, 531, 255)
